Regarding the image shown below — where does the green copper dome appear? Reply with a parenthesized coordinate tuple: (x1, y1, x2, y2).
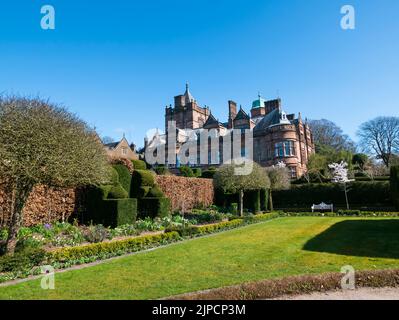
(252, 94, 266, 109)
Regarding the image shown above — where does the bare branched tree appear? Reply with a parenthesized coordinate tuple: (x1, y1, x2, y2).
(0, 96, 110, 253)
(357, 116, 399, 167)
(308, 119, 355, 152)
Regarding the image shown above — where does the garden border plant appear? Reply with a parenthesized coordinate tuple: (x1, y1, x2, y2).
(2, 210, 399, 284)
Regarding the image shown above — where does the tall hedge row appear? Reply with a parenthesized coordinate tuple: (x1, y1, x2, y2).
(215, 189, 269, 213)
(273, 181, 391, 208)
(391, 166, 399, 210)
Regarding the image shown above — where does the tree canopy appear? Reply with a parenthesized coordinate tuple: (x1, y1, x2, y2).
(213, 162, 270, 194)
(357, 116, 399, 167)
(0, 96, 110, 253)
(308, 119, 355, 153)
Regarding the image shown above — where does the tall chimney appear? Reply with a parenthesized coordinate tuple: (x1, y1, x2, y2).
(228, 100, 237, 129)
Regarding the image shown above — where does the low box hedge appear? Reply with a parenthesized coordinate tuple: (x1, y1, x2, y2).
(48, 231, 180, 266)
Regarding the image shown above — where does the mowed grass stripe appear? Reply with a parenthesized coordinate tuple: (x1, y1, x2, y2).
(1, 217, 399, 300)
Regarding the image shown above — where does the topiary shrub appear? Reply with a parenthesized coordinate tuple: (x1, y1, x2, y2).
(138, 197, 171, 219)
(148, 186, 164, 198)
(107, 166, 119, 185)
(107, 185, 128, 199)
(132, 159, 147, 170)
(131, 170, 155, 197)
(84, 198, 138, 228)
(137, 186, 151, 198)
(113, 164, 132, 195)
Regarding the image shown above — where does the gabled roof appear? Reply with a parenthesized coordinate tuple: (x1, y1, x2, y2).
(204, 113, 219, 126)
(234, 106, 250, 121)
(104, 142, 119, 149)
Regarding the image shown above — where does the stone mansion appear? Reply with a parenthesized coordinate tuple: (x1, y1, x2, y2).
(145, 84, 315, 178)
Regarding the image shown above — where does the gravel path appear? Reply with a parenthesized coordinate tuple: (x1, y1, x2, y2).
(276, 287, 399, 300)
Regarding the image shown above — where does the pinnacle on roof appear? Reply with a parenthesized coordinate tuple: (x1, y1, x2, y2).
(184, 82, 195, 104)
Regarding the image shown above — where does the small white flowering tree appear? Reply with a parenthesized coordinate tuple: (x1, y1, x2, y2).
(328, 161, 353, 210)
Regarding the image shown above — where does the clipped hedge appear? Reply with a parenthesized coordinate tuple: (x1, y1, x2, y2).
(48, 232, 180, 266)
(279, 211, 399, 217)
(244, 190, 261, 213)
(131, 170, 155, 197)
(113, 164, 132, 195)
(85, 197, 137, 228)
(166, 212, 280, 237)
(391, 166, 399, 210)
(273, 182, 391, 208)
(138, 197, 171, 219)
(216, 189, 269, 214)
(132, 159, 147, 170)
(107, 185, 128, 199)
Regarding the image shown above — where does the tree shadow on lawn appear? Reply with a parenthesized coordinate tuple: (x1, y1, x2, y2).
(303, 220, 399, 259)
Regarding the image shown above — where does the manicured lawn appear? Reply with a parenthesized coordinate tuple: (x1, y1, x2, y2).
(1, 217, 399, 300)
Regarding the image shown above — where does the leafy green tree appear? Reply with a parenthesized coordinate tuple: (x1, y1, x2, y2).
(0, 97, 110, 253)
(213, 162, 270, 216)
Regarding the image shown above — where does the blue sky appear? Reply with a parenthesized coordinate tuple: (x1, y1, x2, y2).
(0, 0, 398, 147)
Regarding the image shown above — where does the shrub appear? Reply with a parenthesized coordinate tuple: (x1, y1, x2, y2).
(137, 186, 151, 198)
(229, 203, 238, 215)
(192, 168, 202, 178)
(201, 167, 217, 179)
(107, 185, 128, 199)
(48, 232, 180, 266)
(166, 219, 245, 237)
(391, 166, 399, 210)
(154, 165, 170, 176)
(132, 159, 147, 170)
(113, 164, 132, 195)
(148, 186, 164, 198)
(0, 248, 46, 273)
(138, 197, 171, 219)
(131, 170, 155, 197)
(179, 166, 195, 177)
(83, 225, 110, 243)
(108, 167, 120, 185)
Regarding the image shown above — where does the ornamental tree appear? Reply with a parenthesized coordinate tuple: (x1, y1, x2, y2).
(213, 161, 270, 216)
(328, 161, 353, 210)
(0, 96, 110, 253)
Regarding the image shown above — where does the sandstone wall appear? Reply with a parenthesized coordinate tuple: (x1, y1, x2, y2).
(155, 176, 214, 212)
(0, 184, 78, 227)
